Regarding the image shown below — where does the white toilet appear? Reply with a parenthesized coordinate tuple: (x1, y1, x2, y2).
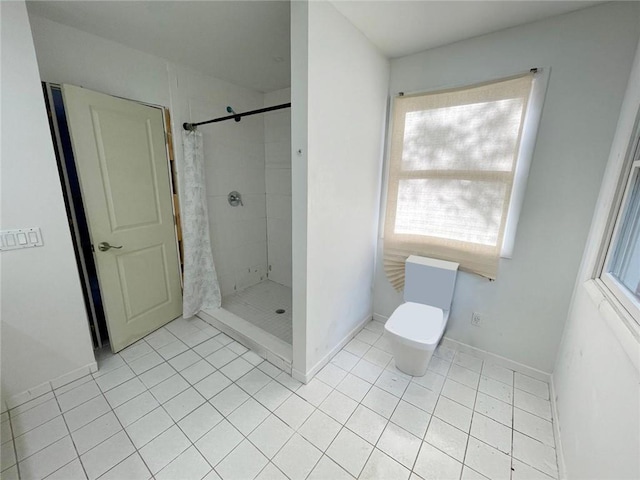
(384, 255, 458, 376)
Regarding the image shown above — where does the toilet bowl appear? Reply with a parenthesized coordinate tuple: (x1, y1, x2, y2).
(384, 256, 458, 377)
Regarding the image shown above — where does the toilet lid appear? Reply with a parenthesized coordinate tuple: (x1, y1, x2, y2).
(385, 302, 444, 345)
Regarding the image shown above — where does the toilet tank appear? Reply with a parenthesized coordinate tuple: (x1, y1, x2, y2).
(404, 256, 459, 310)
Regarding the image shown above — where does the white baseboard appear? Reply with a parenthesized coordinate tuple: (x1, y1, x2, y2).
(440, 337, 551, 382)
(550, 375, 567, 479)
(5, 361, 98, 410)
(292, 312, 373, 383)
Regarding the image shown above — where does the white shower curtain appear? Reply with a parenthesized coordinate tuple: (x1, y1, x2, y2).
(180, 130, 221, 318)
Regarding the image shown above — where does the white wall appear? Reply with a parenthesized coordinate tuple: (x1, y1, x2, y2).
(553, 36, 640, 480)
(300, 1, 389, 375)
(374, 2, 640, 373)
(27, 14, 270, 299)
(0, 2, 95, 404)
(265, 88, 292, 288)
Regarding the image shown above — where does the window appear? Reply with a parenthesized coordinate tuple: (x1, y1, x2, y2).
(383, 72, 541, 287)
(600, 133, 640, 324)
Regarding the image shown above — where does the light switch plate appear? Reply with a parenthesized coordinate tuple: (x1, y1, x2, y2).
(0, 228, 44, 251)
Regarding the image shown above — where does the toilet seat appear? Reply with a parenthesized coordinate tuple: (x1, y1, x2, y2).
(385, 302, 445, 350)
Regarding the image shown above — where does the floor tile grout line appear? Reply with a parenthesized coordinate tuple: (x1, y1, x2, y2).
(7, 404, 21, 479)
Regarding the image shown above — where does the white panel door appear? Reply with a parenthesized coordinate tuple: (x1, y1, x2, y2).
(62, 84, 182, 352)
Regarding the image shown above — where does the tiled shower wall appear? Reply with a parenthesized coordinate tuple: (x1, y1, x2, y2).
(195, 94, 268, 297)
(264, 88, 292, 288)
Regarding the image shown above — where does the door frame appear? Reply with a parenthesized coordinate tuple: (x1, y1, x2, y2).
(44, 83, 183, 349)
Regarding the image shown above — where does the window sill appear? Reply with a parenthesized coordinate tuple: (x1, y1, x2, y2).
(584, 279, 640, 373)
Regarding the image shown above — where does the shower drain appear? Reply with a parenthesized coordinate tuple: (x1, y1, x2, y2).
(275, 309, 286, 314)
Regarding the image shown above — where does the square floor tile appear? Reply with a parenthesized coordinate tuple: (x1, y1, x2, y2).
(104, 378, 146, 409)
(258, 361, 284, 378)
(126, 407, 174, 449)
(47, 458, 88, 480)
(441, 378, 477, 408)
(514, 389, 552, 421)
(514, 408, 554, 447)
(319, 390, 358, 424)
(64, 396, 110, 432)
(249, 414, 294, 459)
(511, 458, 555, 480)
(228, 398, 270, 435)
(402, 383, 438, 414)
(18, 436, 77, 480)
(221, 357, 255, 381)
(434, 396, 473, 432)
(81, 430, 135, 479)
(465, 437, 512, 480)
(298, 409, 342, 451)
(128, 351, 164, 376)
(356, 329, 380, 345)
(427, 356, 452, 377)
(447, 364, 480, 389)
(151, 374, 190, 404)
(479, 376, 513, 405)
(345, 404, 387, 445)
(157, 340, 189, 361)
(169, 350, 201, 372)
(471, 413, 512, 454)
(56, 380, 101, 412)
(336, 374, 372, 403)
(139, 363, 176, 390)
(145, 328, 178, 350)
(411, 370, 446, 394)
(330, 351, 360, 372)
(326, 428, 373, 477)
(181, 359, 216, 385)
(274, 394, 314, 430)
(139, 425, 190, 475)
(363, 347, 392, 368)
(351, 359, 383, 384)
(308, 455, 353, 480)
(193, 337, 225, 358)
(242, 350, 263, 366)
(360, 448, 410, 480)
(163, 388, 205, 422)
(14, 415, 68, 461)
(254, 381, 292, 411)
(474, 393, 512, 427)
(316, 364, 348, 388)
(344, 339, 370, 357)
(375, 370, 410, 398)
(390, 400, 431, 439)
(425, 416, 469, 462)
(211, 384, 250, 416)
(434, 345, 457, 362)
(114, 391, 159, 427)
(296, 379, 332, 407)
(216, 439, 268, 480)
(94, 365, 135, 393)
(100, 453, 151, 480)
(413, 441, 462, 480)
(236, 369, 272, 395)
(461, 466, 490, 480)
(512, 430, 558, 478)
(255, 463, 287, 480)
(120, 341, 153, 363)
(227, 341, 249, 355)
(2, 438, 16, 469)
(11, 398, 61, 436)
(454, 352, 483, 373)
(195, 371, 232, 400)
(515, 374, 549, 400)
(196, 420, 244, 467)
(482, 364, 514, 387)
(273, 434, 322, 480)
(274, 372, 302, 392)
(361, 386, 399, 419)
(70, 411, 121, 455)
(377, 422, 421, 469)
(206, 347, 239, 369)
(178, 402, 223, 443)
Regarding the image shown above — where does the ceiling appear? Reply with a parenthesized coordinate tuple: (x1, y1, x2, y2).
(27, 1, 600, 93)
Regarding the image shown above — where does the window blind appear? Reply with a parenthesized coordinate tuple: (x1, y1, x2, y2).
(384, 73, 534, 288)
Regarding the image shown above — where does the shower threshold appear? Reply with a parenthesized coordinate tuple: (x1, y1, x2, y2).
(198, 305, 292, 374)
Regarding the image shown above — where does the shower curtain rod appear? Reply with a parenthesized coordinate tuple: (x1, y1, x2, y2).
(183, 102, 291, 131)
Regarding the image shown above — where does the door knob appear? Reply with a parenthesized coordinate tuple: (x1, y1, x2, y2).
(98, 241, 123, 252)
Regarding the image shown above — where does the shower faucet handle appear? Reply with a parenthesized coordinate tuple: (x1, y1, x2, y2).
(228, 191, 243, 207)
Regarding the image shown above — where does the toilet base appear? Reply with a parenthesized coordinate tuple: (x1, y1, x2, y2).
(391, 341, 436, 377)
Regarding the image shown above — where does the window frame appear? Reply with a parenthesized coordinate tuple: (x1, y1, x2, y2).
(379, 68, 549, 261)
(596, 122, 640, 326)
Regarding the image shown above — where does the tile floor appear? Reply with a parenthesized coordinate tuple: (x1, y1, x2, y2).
(222, 280, 292, 344)
(0, 316, 559, 480)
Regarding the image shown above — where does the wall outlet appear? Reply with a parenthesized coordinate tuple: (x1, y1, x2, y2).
(471, 312, 483, 326)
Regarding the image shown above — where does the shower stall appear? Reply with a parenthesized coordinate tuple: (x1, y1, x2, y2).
(187, 88, 293, 367)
